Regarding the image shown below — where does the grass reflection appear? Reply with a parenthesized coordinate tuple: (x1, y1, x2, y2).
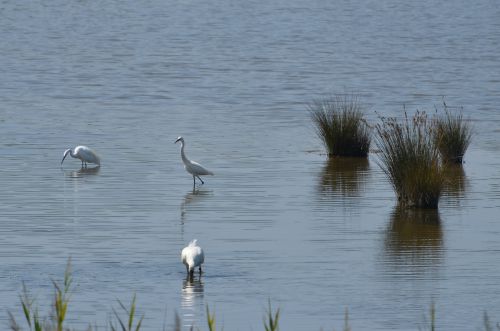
(443, 164, 468, 198)
(318, 157, 369, 197)
(384, 207, 443, 267)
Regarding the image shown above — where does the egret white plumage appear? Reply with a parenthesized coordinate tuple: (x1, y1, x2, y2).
(61, 146, 100, 168)
(181, 239, 205, 278)
(175, 136, 213, 186)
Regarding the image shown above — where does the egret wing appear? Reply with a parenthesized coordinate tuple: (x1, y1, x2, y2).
(193, 246, 204, 267)
(76, 146, 100, 165)
(181, 247, 189, 264)
(188, 160, 213, 175)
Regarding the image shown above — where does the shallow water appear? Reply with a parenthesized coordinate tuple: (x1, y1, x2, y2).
(1, 0, 500, 330)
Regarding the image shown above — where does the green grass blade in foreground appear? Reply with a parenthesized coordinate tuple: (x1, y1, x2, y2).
(20, 283, 33, 329)
(53, 260, 72, 331)
(9, 266, 500, 330)
(111, 294, 144, 331)
(206, 306, 216, 331)
(264, 300, 280, 331)
(343, 308, 351, 331)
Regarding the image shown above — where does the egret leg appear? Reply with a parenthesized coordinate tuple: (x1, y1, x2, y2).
(199, 266, 202, 274)
(193, 176, 196, 187)
(196, 176, 204, 184)
(81, 160, 84, 168)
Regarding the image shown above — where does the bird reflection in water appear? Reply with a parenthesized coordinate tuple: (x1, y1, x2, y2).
(181, 275, 204, 329)
(180, 188, 212, 223)
(63, 166, 100, 178)
(384, 207, 443, 271)
(318, 157, 369, 197)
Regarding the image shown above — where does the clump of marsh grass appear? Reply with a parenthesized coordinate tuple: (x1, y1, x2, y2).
(375, 111, 445, 208)
(14, 263, 500, 331)
(8, 283, 42, 331)
(433, 103, 472, 164)
(9, 260, 144, 331)
(9, 261, 73, 331)
(310, 95, 371, 157)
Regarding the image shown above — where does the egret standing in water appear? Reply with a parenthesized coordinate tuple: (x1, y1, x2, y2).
(61, 146, 100, 168)
(175, 136, 213, 186)
(181, 239, 205, 278)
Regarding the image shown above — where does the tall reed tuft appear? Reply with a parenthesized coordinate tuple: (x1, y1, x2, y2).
(310, 95, 371, 157)
(433, 104, 472, 164)
(375, 111, 444, 208)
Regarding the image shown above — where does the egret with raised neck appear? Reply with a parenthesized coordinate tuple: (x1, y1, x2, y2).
(175, 136, 213, 187)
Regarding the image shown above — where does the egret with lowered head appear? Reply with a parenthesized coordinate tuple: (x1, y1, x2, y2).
(181, 239, 205, 278)
(175, 136, 213, 186)
(61, 146, 100, 168)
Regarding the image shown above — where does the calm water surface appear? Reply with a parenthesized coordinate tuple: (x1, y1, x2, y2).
(1, 0, 500, 330)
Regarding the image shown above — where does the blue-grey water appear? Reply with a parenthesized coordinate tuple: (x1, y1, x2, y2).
(1, 0, 500, 330)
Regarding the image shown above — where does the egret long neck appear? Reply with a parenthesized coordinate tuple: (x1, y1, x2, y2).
(180, 141, 189, 165)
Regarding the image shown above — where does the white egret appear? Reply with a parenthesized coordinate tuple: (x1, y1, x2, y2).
(175, 136, 213, 186)
(181, 239, 205, 278)
(61, 146, 100, 168)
